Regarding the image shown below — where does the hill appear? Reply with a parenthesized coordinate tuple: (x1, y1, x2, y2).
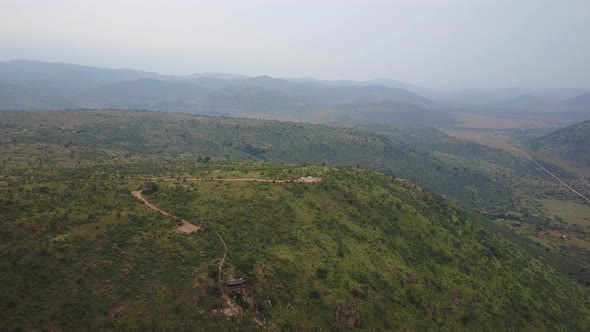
(82, 79, 209, 109)
(0, 60, 456, 129)
(184, 72, 250, 80)
(307, 101, 454, 127)
(0, 110, 513, 211)
(4, 110, 589, 284)
(0, 81, 80, 110)
(0, 153, 588, 330)
(440, 87, 589, 105)
(528, 119, 590, 167)
(510, 93, 544, 104)
(566, 92, 590, 105)
(286, 77, 428, 95)
(0, 59, 167, 92)
(0, 60, 434, 113)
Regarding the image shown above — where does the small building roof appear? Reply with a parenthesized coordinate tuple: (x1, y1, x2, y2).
(226, 277, 247, 287)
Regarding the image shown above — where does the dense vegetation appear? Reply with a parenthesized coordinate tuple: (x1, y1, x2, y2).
(3, 110, 589, 281)
(1, 152, 589, 330)
(0, 110, 512, 213)
(528, 119, 590, 167)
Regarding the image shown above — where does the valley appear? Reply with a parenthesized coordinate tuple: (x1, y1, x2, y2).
(3, 2, 590, 330)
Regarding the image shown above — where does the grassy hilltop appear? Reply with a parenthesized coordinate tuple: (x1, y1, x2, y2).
(1, 157, 589, 330)
(1, 109, 517, 212)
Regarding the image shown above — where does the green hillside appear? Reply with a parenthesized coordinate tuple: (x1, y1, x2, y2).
(528, 119, 590, 167)
(0, 110, 514, 213)
(3, 111, 587, 276)
(1, 155, 589, 330)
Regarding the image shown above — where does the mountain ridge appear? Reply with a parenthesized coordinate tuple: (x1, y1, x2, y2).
(0, 60, 435, 112)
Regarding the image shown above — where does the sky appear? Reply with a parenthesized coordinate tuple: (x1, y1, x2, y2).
(1, 0, 589, 88)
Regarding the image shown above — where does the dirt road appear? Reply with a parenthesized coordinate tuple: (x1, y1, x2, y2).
(131, 176, 322, 234)
(518, 148, 590, 205)
(130, 176, 322, 184)
(131, 190, 202, 234)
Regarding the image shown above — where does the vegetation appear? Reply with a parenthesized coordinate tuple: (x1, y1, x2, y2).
(1, 154, 589, 330)
(1, 109, 589, 330)
(2, 110, 589, 281)
(0, 110, 512, 212)
(528, 119, 590, 168)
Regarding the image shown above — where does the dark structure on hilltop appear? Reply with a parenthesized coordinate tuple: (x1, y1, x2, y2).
(226, 278, 247, 287)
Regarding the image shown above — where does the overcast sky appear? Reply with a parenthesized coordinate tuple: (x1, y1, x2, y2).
(1, 0, 589, 88)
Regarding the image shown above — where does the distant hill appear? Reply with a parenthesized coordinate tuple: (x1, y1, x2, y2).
(183, 72, 250, 80)
(287, 77, 427, 95)
(0, 60, 434, 113)
(211, 76, 434, 106)
(307, 101, 454, 127)
(510, 93, 544, 104)
(82, 79, 209, 109)
(440, 87, 589, 104)
(566, 92, 590, 105)
(0, 81, 80, 110)
(309, 84, 433, 106)
(0, 59, 167, 92)
(528, 119, 590, 167)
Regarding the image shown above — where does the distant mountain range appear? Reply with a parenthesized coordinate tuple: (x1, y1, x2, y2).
(437, 87, 590, 105)
(2, 59, 589, 128)
(0, 60, 434, 114)
(286, 77, 428, 95)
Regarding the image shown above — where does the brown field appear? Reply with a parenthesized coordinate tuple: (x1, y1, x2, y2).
(446, 129, 527, 157)
(453, 112, 560, 130)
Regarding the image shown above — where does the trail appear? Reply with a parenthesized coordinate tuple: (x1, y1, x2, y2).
(131, 177, 321, 232)
(217, 233, 243, 316)
(131, 190, 202, 233)
(217, 233, 228, 284)
(12, 129, 28, 135)
(517, 148, 590, 205)
(130, 176, 322, 184)
(130, 176, 321, 318)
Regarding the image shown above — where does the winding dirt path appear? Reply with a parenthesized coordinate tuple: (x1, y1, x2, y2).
(217, 234, 228, 283)
(131, 177, 322, 233)
(130, 176, 322, 184)
(130, 176, 321, 319)
(131, 190, 202, 234)
(216, 233, 243, 316)
(517, 148, 590, 205)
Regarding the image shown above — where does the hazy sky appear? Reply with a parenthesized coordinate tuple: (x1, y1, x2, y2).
(1, 0, 589, 88)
